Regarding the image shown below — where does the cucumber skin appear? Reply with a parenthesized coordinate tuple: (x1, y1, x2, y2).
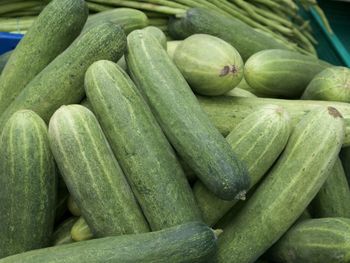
(142, 26, 167, 49)
(309, 158, 350, 218)
(67, 196, 81, 217)
(0, 22, 126, 133)
(197, 95, 350, 147)
(269, 218, 350, 263)
(0, 51, 11, 74)
(0, 222, 217, 263)
(71, 217, 93, 242)
(0, 110, 57, 258)
(225, 87, 257, 98)
(217, 107, 345, 263)
(126, 29, 249, 201)
(0, 0, 88, 115)
(48, 105, 149, 238)
(52, 217, 77, 246)
(85, 60, 201, 230)
(168, 8, 289, 61)
(244, 49, 330, 98)
(194, 105, 291, 226)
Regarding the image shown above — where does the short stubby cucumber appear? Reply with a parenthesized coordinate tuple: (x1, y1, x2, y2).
(268, 218, 350, 263)
(71, 217, 93, 242)
(0, 222, 217, 263)
(174, 34, 244, 96)
(142, 26, 167, 48)
(85, 60, 201, 230)
(126, 29, 249, 201)
(217, 106, 345, 263)
(0, 22, 126, 132)
(48, 105, 149, 237)
(194, 105, 291, 225)
(0, 110, 57, 258)
(0, 0, 88, 115)
(52, 217, 77, 246)
(302, 66, 350, 102)
(244, 49, 330, 98)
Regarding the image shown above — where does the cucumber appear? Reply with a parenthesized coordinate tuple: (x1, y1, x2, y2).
(85, 60, 201, 230)
(197, 95, 350, 146)
(52, 217, 77, 246)
(67, 196, 81, 217)
(126, 29, 249, 201)
(194, 105, 291, 226)
(84, 8, 148, 34)
(0, 222, 217, 263)
(143, 26, 167, 48)
(244, 49, 330, 98)
(0, 50, 11, 74)
(48, 105, 149, 237)
(268, 218, 350, 263)
(117, 56, 127, 71)
(168, 8, 289, 61)
(0, 110, 57, 258)
(225, 87, 257, 98)
(0, 22, 126, 132)
(309, 158, 350, 218)
(340, 147, 350, 185)
(167, 40, 182, 59)
(302, 66, 350, 102)
(173, 34, 244, 96)
(217, 106, 345, 263)
(71, 217, 93, 242)
(0, 0, 88, 115)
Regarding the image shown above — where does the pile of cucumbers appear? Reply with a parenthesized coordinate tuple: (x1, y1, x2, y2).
(0, 0, 350, 262)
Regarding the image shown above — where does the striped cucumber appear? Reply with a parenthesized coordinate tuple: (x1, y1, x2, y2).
(0, 0, 88, 115)
(126, 29, 249, 201)
(48, 105, 149, 237)
(0, 222, 217, 263)
(269, 218, 350, 263)
(67, 196, 81, 217)
(52, 217, 77, 246)
(142, 26, 167, 48)
(71, 217, 93, 242)
(85, 60, 201, 230)
(194, 105, 291, 225)
(0, 22, 126, 132)
(0, 110, 57, 258)
(217, 106, 345, 263)
(309, 158, 350, 218)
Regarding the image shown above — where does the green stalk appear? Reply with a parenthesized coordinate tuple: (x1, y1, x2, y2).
(87, 2, 113, 12)
(251, 4, 293, 28)
(137, 0, 188, 9)
(0, 1, 42, 15)
(148, 18, 168, 26)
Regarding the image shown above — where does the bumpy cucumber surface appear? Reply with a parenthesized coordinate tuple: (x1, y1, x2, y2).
(217, 106, 344, 263)
(0, 222, 217, 263)
(85, 60, 201, 230)
(0, 110, 57, 258)
(71, 217, 93, 242)
(0, 0, 88, 115)
(52, 217, 77, 246)
(126, 29, 249, 201)
(48, 105, 149, 237)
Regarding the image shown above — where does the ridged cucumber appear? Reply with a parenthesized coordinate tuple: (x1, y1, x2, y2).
(0, 0, 88, 115)
(0, 222, 217, 263)
(71, 217, 93, 242)
(194, 105, 291, 226)
(217, 106, 345, 263)
(0, 22, 126, 132)
(48, 105, 149, 237)
(309, 158, 350, 218)
(244, 49, 330, 98)
(67, 195, 81, 217)
(0, 110, 57, 258)
(52, 217, 77, 246)
(126, 29, 249, 201)
(268, 218, 350, 263)
(85, 60, 201, 230)
(168, 8, 289, 61)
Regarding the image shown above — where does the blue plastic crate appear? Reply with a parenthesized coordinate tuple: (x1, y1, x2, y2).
(0, 32, 23, 54)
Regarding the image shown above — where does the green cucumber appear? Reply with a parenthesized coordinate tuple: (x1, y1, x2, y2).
(302, 66, 350, 102)
(194, 105, 291, 226)
(0, 0, 88, 115)
(71, 217, 93, 242)
(52, 217, 77, 246)
(85, 60, 201, 230)
(48, 105, 149, 237)
(268, 218, 350, 263)
(143, 26, 167, 48)
(0, 22, 126, 132)
(309, 158, 350, 218)
(173, 34, 244, 96)
(0, 110, 57, 258)
(217, 106, 345, 263)
(225, 87, 257, 98)
(126, 29, 249, 201)
(84, 8, 148, 34)
(168, 8, 289, 61)
(0, 50, 11, 74)
(244, 49, 330, 98)
(67, 196, 81, 217)
(167, 40, 182, 59)
(197, 95, 350, 146)
(0, 222, 217, 263)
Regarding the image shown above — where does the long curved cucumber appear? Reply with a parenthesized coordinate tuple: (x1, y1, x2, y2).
(48, 105, 149, 237)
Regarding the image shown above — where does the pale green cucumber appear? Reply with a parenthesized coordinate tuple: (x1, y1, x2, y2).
(167, 40, 182, 59)
(52, 217, 77, 246)
(67, 196, 81, 217)
(71, 217, 93, 242)
(225, 88, 257, 98)
(143, 26, 167, 48)
(48, 105, 149, 237)
(217, 106, 345, 263)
